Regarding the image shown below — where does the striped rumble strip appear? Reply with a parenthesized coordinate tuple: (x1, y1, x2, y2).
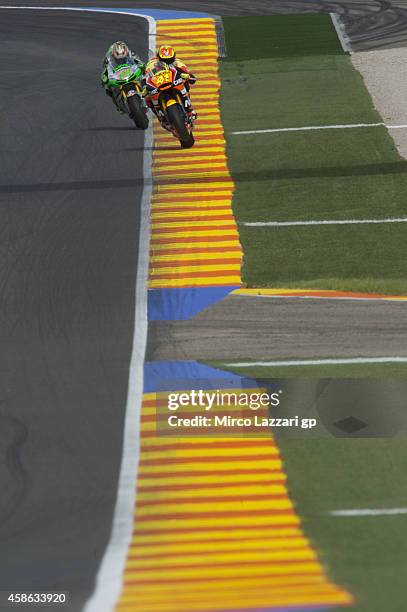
(148, 18, 242, 290)
(115, 16, 353, 612)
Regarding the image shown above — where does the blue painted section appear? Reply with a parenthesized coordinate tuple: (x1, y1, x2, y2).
(136, 8, 213, 20)
(148, 286, 239, 320)
(144, 360, 264, 394)
(83, 7, 213, 20)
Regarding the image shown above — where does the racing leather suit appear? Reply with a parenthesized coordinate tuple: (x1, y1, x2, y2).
(143, 57, 197, 126)
(101, 46, 145, 112)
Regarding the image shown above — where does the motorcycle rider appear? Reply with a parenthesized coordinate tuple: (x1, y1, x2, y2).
(101, 41, 145, 113)
(143, 45, 197, 127)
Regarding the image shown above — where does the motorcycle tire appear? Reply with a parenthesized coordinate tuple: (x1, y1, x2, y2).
(128, 95, 149, 130)
(166, 104, 194, 148)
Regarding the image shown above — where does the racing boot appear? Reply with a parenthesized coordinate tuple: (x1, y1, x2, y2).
(182, 93, 197, 124)
(114, 99, 126, 115)
(154, 108, 174, 134)
(188, 108, 197, 124)
(108, 90, 125, 114)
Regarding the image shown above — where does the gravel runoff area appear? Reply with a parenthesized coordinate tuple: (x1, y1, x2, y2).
(352, 47, 407, 158)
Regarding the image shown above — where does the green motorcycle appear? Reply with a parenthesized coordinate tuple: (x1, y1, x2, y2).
(106, 61, 149, 130)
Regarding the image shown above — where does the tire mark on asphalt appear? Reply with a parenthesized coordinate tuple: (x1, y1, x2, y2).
(16, 0, 407, 50)
(0, 9, 148, 610)
(0, 415, 29, 525)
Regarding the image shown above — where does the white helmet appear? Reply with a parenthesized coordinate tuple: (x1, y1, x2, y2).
(112, 41, 130, 61)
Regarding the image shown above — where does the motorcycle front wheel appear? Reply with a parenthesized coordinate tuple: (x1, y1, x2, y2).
(166, 104, 194, 148)
(128, 95, 149, 130)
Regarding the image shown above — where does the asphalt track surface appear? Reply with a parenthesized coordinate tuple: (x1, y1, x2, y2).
(2, 2, 407, 612)
(8, 0, 407, 50)
(0, 8, 148, 611)
(148, 295, 407, 360)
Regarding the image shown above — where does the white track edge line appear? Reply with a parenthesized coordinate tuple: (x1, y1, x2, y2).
(84, 138, 153, 612)
(0, 7, 154, 610)
(222, 358, 407, 367)
(231, 123, 407, 135)
(231, 123, 384, 135)
(0, 5, 158, 612)
(0, 7, 154, 611)
(241, 217, 407, 227)
(330, 508, 407, 516)
(84, 11, 154, 611)
(0, 5, 156, 36)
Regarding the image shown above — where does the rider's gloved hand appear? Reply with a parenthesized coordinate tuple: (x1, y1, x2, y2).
(180, 72, 197, 85)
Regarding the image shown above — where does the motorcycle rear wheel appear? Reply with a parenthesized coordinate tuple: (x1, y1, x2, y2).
(128, 96, 149, 130)
(167, 104, 194, 148)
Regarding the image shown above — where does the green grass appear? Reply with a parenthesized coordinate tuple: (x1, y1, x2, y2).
(278, 438, 407, 611)
(217, 17, 407, 609)
(208, 361, 407, 378)
(208, 358, 407, 608)
(207, 356, 407, 608)
(240, 224, 407, 289)
(220, 15, 407, 294)
(222, 14, 344, 60)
